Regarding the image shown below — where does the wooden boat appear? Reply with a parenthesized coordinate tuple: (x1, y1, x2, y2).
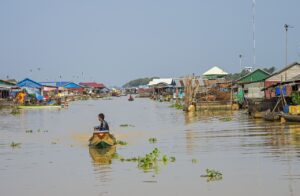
(18, 105, 61, 109)
(249, 111, 265, 118)
(89, 131, 116, 148)
(280, 113, 300, 122)
(263, 111, 280, 121)
(89, 145, 116, 165)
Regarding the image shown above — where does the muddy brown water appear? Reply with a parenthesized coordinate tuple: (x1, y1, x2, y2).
(0, 97, 300, 196)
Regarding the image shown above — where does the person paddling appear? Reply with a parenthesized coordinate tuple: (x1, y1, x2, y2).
(94, 113, 109, 131)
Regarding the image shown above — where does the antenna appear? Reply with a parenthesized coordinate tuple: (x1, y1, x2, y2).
(252, 0, 256, 68)
(284, 24, 294, 67)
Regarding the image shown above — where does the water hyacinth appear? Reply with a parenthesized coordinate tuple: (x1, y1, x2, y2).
(169, 103, 184, 110)
(116, 140, 128, 145)
(192, 159, 198, 164)
(201, 169, 223, 182)
(10, 142, 21, 148)
(148, 138, 157, 144)
(138, 148, 160, 170)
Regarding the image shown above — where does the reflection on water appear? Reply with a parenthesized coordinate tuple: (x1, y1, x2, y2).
(0, 98, 300, 196)
(89, 146, 116, 165)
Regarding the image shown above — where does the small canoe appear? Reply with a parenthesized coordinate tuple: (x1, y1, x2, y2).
(89, 131, 116, 148)
(128, 95, 134, 101)
(280, 113, 300, 122)
(18, 105, 61, 109)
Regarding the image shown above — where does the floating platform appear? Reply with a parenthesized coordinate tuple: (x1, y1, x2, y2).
(17, 105, 61, 109)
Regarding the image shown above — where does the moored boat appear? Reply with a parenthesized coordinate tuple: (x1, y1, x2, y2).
(18, 105, 61, 109)
(263, 111, 280, 121)
(89, 131, 116, 148)
(250, 111, 265, 118)
(280, 113, 300, 122)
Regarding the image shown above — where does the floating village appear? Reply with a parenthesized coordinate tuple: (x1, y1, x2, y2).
(1, 62, 300, 122)
(1, 1, 300, 195)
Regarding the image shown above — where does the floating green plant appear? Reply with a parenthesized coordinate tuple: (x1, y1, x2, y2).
(192, 159, 198, 164)
(138, 148, 160, 170)
(10, 142, 21, 148)
(120, 158, 125, 162)
(162, 155, 169, 163)
(112, 153, 120, 159)
(201, 169, 223, 182)
(148, 138, 157, 144)
(116, 140, 128, 145)
(170, 156, 176, 162)
(170, 103, 184, 110)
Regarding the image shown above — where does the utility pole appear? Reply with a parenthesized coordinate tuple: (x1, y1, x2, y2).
(284, 24, 294, 81)
(239, 54, 243, 72)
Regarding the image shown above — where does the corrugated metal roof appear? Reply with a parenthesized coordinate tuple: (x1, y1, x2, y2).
(17, 78, 42, 89)
(265, 62, 300, 80)
(79, 82, 105, 88)
(236, 69, 270, 84)
(148, 78, 174, 86)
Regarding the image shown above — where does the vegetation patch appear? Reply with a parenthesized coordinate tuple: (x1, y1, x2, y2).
(112, 148, 176, 172)
(201, 169, 223, 182)
(170, 103, 184, 110)
(148, 138, 157, 144)
(116, 140, 128, 145)
(170, 156, 176, 162)
(10, 142, 21, 148)
(138, 148, 160, 170)
(192, 159, 198, 164)
(292, 92, 300, 105)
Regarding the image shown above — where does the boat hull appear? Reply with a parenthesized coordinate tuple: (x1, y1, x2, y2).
(89, 132, 116, 148)
(281, 113, 300, 122)
(18, 105, 61, 109)
(263, 112, 280, 121)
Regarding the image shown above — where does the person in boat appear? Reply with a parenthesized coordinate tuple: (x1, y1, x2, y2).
(94, 113, 109, 132)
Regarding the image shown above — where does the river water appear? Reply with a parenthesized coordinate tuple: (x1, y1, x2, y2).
(0, 97, 300, 196)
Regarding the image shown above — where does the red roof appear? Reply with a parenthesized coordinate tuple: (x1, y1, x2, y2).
(79, 82, 105, 88)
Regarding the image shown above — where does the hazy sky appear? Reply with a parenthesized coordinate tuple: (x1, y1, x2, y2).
(1, 0, 300, 86)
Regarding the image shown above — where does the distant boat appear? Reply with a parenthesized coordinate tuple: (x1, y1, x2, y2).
(128, 95, 134, 101)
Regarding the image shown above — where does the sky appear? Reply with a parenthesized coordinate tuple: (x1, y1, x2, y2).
(0, 0, 300, 86)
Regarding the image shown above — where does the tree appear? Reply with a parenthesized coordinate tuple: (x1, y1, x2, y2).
(263, 66, 276, 74)
(122, 77, 159, 88)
